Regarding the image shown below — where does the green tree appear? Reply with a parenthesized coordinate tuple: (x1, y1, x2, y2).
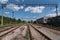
(17, 19, 21, 23)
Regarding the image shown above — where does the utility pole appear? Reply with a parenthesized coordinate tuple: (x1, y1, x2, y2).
(1, 4, 6, 26)
(1, 5, 4, 26)
(56, 5, 58, 16)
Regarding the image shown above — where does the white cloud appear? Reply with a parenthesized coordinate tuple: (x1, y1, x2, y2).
(25, 6, 32, 12)
(16, 0, 24, 2)
(25, 16, 30, 18)
(5, 12, 10, 14)
(25, 16, 36, 19)
(33, 16, 36, 18)
(25, 6, 45, 13)
(46, 13, 60, 18)
(0, 0, 8, 4)
(15, 0, 20, 2)
(52, 8, 59, 12)
(7, 4, 24, 11)
(52, 8, 56, 11)
(46, 13, 56, 17)
(20, 6, 24, 9)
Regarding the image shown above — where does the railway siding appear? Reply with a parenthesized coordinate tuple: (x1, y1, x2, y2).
(28, 24, 51, 40)
(32, 24, 60, 40)
(0, 25, 24, 40)
(12, 25, 28, 40)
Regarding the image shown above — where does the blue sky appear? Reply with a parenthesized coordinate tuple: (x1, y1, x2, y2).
(0, 0, 60, 21)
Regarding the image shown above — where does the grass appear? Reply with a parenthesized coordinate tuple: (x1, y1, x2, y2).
(25, 28, 30, 40)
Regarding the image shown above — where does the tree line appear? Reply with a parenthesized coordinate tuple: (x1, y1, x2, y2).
(0, 16, 25, 25)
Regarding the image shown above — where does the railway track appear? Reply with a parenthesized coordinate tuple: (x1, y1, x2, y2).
(28, 24, 51, 40)
(0, 24, 20, 33)
(0, 27, 14, 33)
(1, 24, 57, 40)
(0, 24, 23, 40)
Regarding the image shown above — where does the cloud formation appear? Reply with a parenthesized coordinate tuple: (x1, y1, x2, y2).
(7, 4, 24, 11)
(15, 0, 20, 2)
(52, 8, 59, 12)
(25, 6, 45, 13)
(46, 13, 60, 18)
(5, 12, 10, 14)
(46, 13, 56, 17)
(0, 0, 8, 4)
